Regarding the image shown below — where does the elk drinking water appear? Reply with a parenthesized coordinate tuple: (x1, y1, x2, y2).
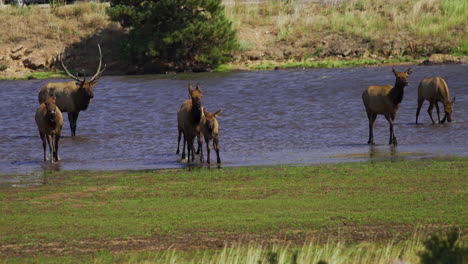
(362, 67, 413, 145)
(177, 84, 203, 162)
(35, 95, 63, 162)
(416, 76, 455, 124)
(38, 44, 106, 137)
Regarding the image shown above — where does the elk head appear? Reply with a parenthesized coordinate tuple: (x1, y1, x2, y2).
(60, 44, 106, 99)
(188, 83, 203, 108)
(203, 108, 222, 133)
(441, 97, 456, 123)
(392, 67, 413, 87)
(44, 95, 58, 123)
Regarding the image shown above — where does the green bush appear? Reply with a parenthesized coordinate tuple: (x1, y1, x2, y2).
(419, 227, 467, 264)
(107, 0, 238, 72)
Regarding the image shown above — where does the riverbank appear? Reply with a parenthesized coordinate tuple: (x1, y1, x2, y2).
(0, 1, 467, 79)
(1, 158, 466, 263)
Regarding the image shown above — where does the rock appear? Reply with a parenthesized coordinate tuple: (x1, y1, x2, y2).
(10, 53, 22, 60)
(424, 54, 460, 65)
(23, 48, 33, 56)
(342, 49, 352, 57)
(11, 45, 23, 53)
(23, 54, 47, 70)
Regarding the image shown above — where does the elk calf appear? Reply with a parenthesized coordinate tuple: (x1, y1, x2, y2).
(38, 44, 106, 136)
(416, 76, 455, 124)
(35, 96, 63, 162)
(177, 84, 203, 162)
(362, 67, 413, 145)
(200, 108, 222, 164)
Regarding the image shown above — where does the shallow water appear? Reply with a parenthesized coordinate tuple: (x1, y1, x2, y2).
(1, 64, 467, 184)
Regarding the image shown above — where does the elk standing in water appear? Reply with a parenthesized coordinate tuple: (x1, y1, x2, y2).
(38, 44, 106, 136)
(200, 108, 222, 164)
(362, 67, 413, 145)
(35, 95, 63, 162)
(177, 84, 203, 162)
(416, 76, 455, 124)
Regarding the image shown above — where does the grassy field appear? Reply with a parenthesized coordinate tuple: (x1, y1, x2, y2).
(0, 158, 466, 263)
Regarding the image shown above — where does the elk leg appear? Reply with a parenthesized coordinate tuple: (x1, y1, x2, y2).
(187, 135, 193, 163)
(46, 134, 54, 163)
(384, 114, 396, 145)
(427, 103, 436, 124)
(68, 112, 79, 137)
(435, 102, 441, 124)
(196, 134, 201, 154)
(214, 137, 221, 164)
(198, 134, 204, 163)
(415, 97, 424, 124)
(39, 132, 47, 161)
(54, 134, 61, 162)
(176, 129, 181, 154)
(181, 133, 186, 160)
(366, 111, 376, 145)
(205, 137, 211, 164)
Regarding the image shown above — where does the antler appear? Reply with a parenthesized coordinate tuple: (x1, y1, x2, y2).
(59, 51, 84, 83)
(90, 44, 106, 83)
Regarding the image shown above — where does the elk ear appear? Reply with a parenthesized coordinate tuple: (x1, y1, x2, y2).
(392, 67, 398, 77)
(196, 83, 202, 92)
(213, 109, 223, 117)
(452, 97, 456, 104)
(203, 107, 209, 116)
(188, 83, 194, 96)
(406, 68, 413, 75)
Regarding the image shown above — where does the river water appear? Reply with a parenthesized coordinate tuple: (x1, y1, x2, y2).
(0, 64, 467, 184)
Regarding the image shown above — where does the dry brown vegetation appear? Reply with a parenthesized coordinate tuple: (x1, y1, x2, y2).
(0, 0, 466, 77)
(226, 0, 468, 66)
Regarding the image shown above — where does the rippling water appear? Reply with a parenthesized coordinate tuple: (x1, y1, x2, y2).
(1, 64, 467, 183)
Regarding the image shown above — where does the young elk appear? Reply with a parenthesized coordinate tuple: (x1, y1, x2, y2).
(35, 95, 63, 162)
(200, 108, 222, 164)
(38, 44, 106, 137)
(362, 67, 413, 145)
(416, 76, 455, 124)
(177, 84, 203, 162)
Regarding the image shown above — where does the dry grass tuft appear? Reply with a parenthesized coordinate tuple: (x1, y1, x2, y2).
(0, 3, 111, 52)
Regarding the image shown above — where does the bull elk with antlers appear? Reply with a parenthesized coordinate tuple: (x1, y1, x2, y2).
(38, 44, 106, 137)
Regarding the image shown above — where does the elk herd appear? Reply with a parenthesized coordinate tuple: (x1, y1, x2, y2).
(34, 44, 456, 164)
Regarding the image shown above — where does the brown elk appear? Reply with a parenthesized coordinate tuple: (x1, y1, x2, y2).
(35, 95, 63, 162)
(416, 76, 455, 124)
(200, 108, 222, 164)
(38, 44, 106, 137)
(177, 83, 203, 162)
(362, 67, 413, 145)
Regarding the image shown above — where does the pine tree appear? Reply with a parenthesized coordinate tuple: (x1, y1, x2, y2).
(107, 0, 238, 72)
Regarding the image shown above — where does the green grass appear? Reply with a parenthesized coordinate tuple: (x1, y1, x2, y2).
(252, 59, 382, 70)
(0, 159, 466, 263)
(0, 71, 67, 80)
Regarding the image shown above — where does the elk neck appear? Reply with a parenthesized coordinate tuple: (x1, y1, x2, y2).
(47, 113, 57, 128)
(388, 81, 406, 106)
(190, 104, 203, 125)
(74, 88, 92, 111)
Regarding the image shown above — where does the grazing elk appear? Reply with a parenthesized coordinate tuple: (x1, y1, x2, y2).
(200, 108, 222, 164)
(416, 76, 455, 124)
(177, 83, 203, 162)
(362, 67, 413, 145)
(35, 95, 63, 162)
(38, 44, 106, 137)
